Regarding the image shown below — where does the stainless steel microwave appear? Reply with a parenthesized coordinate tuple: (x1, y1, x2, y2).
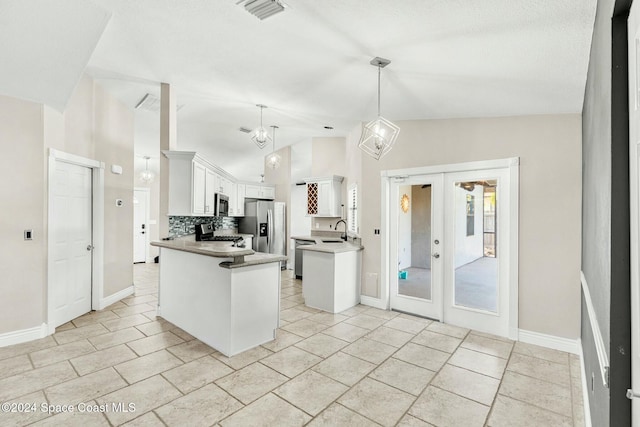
(214, 193, 229, 217)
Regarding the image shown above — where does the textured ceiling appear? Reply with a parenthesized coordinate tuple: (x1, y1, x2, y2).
(2, 0, 597, 181)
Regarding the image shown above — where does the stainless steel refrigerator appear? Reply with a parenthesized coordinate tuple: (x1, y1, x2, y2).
(238, 200, 286, 269)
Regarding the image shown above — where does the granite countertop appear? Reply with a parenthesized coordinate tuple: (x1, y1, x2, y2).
(151, 240, 254, 258)
(151, 239, 286, 268)
(298, 242, 364, 253)
(290, 235, 344, 243)
(219, 253, 288, 269)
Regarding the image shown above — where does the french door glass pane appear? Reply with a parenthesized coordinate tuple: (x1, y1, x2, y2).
(398, 184, 432, 301)
(453, 179, 498, 312)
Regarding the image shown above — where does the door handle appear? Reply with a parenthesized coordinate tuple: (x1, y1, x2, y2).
(433, 253, 440, 259)
(86, 245, 94, 251)
(627, 389, 640, 400)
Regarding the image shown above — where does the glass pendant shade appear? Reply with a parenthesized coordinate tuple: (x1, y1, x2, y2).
(358, 116, 400, 160)
(252, 104, 272, 149)
(358, 57, 399, 160)
(267, 125, 281, 169)
(139, 156, 154, 183)
(267, 152, 281, 169)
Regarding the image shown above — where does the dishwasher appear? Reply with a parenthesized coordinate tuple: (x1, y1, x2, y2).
(294, 239, 316, 279)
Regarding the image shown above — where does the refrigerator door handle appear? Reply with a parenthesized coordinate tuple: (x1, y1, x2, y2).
(267, 209, 273, 253)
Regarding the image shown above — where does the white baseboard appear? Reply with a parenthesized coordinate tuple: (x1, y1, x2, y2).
(98, 285, 134, 310)
(518, 329, 580, 355)
(0, 323, 48, 348)
(359, 295, 387, 310)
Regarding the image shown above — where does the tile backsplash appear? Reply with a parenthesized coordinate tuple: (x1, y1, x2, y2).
(168, 216, 238, 237)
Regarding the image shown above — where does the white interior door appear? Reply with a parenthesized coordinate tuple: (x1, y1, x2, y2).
(390, 174, 443, 319)
(627, 3, 640, 422)
(442, 168, 511, 337)
(133, 188, 149, 263)
(51, 160, 93, 327)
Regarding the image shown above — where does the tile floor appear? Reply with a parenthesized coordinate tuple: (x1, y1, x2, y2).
(0, 263, 585, 426)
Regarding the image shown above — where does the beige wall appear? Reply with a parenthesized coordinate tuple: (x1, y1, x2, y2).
(311, 137, 348, 228)
(0, 74, 134, 336)
(0, 96, 45, 333)
(93, 84, 134, 296)
(359, 114, 582, 338)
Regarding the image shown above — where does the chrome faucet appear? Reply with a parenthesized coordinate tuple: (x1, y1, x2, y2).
(335, 219, 348, 241)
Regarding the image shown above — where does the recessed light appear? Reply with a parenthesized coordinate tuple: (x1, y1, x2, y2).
(324, 126, 333, 130)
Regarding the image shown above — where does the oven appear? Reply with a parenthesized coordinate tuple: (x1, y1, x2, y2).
(214, 193, 229, 217)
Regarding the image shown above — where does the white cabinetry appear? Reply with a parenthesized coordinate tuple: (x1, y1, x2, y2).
(230, 183, 245, 217)
(164, 151, 237, 216)
(306, 176, 343, 217)
(245, 184, 276, 200)
(216, 176, 232, 196)
(205, 169, 217, 215)
(192, 162, 206, 215)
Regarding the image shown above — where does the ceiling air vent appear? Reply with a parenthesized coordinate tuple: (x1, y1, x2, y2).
(135, 93, 185, 112)
(236, 0, 286, 20)
(135, 93, 161, 112)
(239, 127, 252, 133)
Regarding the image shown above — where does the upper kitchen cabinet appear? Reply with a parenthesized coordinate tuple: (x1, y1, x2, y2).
(163, 151, 235, 216)
(306, 176, 343, 217)
(215, 176, 233, 196)
(245, 184, 275, 200)
(229, 183, 245, 217)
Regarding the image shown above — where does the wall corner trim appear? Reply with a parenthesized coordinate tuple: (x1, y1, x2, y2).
(98, 286, 134, 310)
(518, 329, 580, 354)
(580, 271, 610, 387)
(0, 323, 48, 348)
(360, 295, 387, 310)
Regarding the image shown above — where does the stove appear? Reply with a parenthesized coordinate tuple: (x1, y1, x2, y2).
(210, 235, 244, 243)
(195, 223, 244, 243)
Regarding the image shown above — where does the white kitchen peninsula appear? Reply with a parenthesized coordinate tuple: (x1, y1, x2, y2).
(151, 240, 286, 357)
(300, 242, 363, 313)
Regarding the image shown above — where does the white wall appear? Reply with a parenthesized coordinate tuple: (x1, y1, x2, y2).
(454, 184, 484, 268)
(359, 114, 582, 339)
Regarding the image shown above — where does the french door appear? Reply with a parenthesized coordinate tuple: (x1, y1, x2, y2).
(389, 166, 515, 338)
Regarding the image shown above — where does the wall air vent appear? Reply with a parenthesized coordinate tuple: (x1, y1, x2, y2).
(236, 0, 287, 20)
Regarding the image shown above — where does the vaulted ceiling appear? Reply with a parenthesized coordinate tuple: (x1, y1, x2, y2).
(0, 0, 597, 180)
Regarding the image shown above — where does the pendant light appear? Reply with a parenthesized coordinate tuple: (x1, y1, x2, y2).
(358, 57, 400, 160)
(139, 156, 154, 183)
(266, 125, 281, 169)
(252, 104, 272, 149)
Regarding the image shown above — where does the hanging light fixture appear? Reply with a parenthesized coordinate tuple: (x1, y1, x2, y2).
(139, 156, 154, 183)
(266, 125, 281, 169)
(252, 104, 272, 149)
(358, 57, 400, 160)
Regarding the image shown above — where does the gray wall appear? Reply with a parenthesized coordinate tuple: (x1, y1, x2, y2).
(581, 0, 631, 425)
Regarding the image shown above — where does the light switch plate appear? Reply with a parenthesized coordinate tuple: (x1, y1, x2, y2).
(116, 199, 124, 207)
